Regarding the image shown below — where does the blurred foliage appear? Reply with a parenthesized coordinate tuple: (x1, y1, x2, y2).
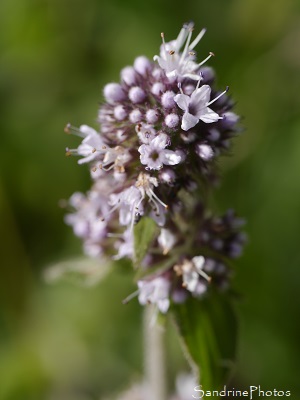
(1, 0, 300, 398)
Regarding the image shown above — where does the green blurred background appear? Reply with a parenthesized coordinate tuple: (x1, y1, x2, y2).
(1, 0, 300, 398)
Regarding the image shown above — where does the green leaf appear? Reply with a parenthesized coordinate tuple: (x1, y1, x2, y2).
(134, 254, 177, 281)
(172, 291, 237, 391)
(133, 217, 158, 267)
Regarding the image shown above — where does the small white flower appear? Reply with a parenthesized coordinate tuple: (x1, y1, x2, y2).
(76, 125, 106, 164)
(135, 123, 156, 144)
(176, 256, 211, 294)
(100, 145, 131, 172)
(135, 172, 168, 225)
(138, 276, 170, 313)
(114, 228, 134, 260)
(181, 260, 200, 292)
(174, 84, 224, 131)
(158, 228, 177, 254)
(196, 143, 214, 161)
(154, 23, 211, 81)
(138, 133, 181, 170)
(64, 189, 109, 257)
(109, 186, 143, 227)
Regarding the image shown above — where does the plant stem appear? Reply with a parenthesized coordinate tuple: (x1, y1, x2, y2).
(143, 305, 168, 400)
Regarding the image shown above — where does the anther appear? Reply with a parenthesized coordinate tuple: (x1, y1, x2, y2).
(64, 123, 71, 134)
(92, 148, 97, 153)
(196, 52, 215, 69)
(169, 50, 175, 55)
(174, 265, 182, 276)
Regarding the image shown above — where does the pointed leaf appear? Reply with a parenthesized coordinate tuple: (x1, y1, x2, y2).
(172, 292, 237, 391)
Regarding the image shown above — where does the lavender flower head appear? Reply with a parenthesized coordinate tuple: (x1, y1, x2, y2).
(64, 23, 245, 313)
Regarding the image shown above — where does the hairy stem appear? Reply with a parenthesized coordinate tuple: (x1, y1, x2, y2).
(143, 305, 167, 400)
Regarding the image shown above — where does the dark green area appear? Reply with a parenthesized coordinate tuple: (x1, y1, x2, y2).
(172, 292, 237, 391)
(1, 0, 300, 398)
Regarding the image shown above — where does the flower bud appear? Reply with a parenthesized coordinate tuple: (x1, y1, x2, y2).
(161, 91, 176, 109)
(103, 83, 126, 103)
(129, 86, 146, 104)
(134, 56, 152, 76)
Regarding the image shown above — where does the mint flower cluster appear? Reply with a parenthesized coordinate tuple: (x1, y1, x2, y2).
(65, 23, 245, 314)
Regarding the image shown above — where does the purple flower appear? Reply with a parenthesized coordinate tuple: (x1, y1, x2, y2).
(65, 23, 245, 313)
(174, 84, 224, 131)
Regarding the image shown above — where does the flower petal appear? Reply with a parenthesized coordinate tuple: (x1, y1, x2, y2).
(174, 93, 190, 112)
(181, 112, 199, 131)
(191, 84, 211, 105)
(199, 107, 220, 123)
(192, 255, 205, 273)
(151, 133, 168, 149)
(162, 150, 181, 165)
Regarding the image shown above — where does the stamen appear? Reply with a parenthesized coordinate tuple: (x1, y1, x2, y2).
(130, 207, 136, 231)
(198, 269, 212, 282)
(64, 123, 71, 134)
(189, 27, 207, 50)
(149, 188, 168, 209)
(122, 289, 140, 304)
(107, 233, 124, 238)
(196, 74, 203, 90)
(101, 163, 115, 172)
(180, 28, 193, 65)
(65, 147, 78, 156)
(149, 198, 160, 215)
(175, 25, 188, 52)
(64, 124, 86, 138)
(206, 86, 229, 107)
(101, 198, 121, 221)
(135, 194, 144, 211)
(177, 82, 184, 95)
(161, 32, 172, 72)
(161, 32, 166, 53)
(195, 52, 214, 69)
